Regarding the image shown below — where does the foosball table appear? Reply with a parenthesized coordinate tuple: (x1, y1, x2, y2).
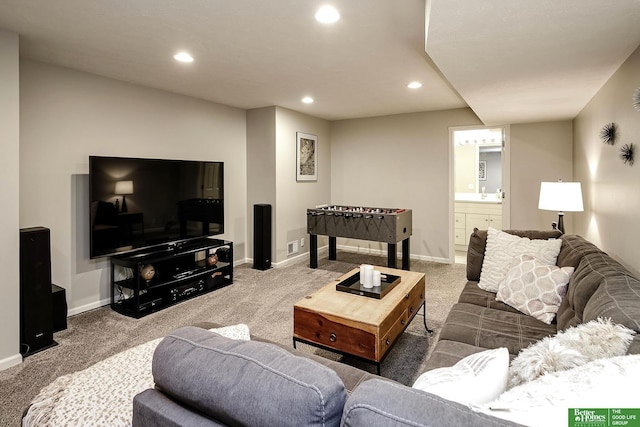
(306, 205, 412, 270)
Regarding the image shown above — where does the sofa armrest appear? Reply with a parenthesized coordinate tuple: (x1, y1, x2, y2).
(341, 379, 523, 427)
(133, 389, 223, 427)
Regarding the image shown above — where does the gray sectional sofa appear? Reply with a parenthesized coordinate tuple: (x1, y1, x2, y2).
(133, 230, 640, 427)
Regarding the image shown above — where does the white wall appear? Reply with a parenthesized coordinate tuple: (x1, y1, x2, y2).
(275, 107, 331, 264)
(509, 121, 574, 231)
(330, 109, 481, 261)
(574, 45, 640, 276)
(20, 60, 247, 315)
(0, 30, 22, 370)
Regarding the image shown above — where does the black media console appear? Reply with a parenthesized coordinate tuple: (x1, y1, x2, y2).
(110, 238, 233, 318)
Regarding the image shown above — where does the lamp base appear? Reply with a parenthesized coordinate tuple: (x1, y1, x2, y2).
(557, 212, 565, 234)
(121, 195, 128, 213)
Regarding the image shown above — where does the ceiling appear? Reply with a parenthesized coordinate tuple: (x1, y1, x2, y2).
(1, 0, 639, 123)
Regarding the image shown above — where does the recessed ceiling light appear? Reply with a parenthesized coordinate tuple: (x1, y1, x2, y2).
(315, 5, 340, 24)
(302, 96, 314, 104)
(173, 52, 194, 63)
(407, 81, 422, 89)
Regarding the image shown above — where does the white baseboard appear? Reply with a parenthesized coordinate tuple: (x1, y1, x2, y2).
(336, 244, 451, 265)
(0, 352, 23, 371)
(67, 298, 111, 317)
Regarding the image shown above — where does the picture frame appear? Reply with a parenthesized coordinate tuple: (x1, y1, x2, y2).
(478, 160, 487, 181)
(296, 132, 318, 181)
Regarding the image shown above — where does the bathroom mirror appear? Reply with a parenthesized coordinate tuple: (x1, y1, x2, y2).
(454, 128, 503, 202)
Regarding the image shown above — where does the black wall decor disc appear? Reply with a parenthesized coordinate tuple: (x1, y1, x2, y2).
(621, 143, 635, 166)
(600, 122, 617, 145)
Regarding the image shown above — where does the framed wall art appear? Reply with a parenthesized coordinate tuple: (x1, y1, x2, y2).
(296, 132, 318, 181)
(478, 160, 487, 181)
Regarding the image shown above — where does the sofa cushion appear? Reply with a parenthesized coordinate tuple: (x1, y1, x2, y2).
(466, 229, 562, 282)
(457, 281, 523, 314)
(151, 326, 347, 427)
(422, 340, 494, 372)
(478, 228, 562, 293)
(341, 379, 524, 427)
(439, 303, 557, 355)
(496, 255, 574, 324)
(195, 322, 379, 394)
(133, 389, 223, 427)
(556, 250, 640, 331)
(556, 233, 603, 269)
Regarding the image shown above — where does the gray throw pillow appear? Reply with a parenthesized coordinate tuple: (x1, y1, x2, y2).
(152, 326, 347, 427)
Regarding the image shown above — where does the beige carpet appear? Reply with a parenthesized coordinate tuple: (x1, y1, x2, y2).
(0, 252, 466, 425)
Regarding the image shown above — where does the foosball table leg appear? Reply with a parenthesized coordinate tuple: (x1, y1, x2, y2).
(329, 236, 337, 260)
(402, 238, 410, 270)
(387, 243, 397, 268)
(310, 234, 318, 268)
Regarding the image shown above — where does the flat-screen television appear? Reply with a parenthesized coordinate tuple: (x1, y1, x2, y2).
(89, 156, 224, 258)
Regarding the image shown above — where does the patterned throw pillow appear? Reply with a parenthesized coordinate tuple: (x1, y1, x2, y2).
(478, 228, 562, 292)
(496, 254, 574, 324)
(412, 347, 510, 406)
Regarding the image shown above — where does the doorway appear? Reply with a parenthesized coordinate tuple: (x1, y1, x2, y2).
(450, 126, 510, 263)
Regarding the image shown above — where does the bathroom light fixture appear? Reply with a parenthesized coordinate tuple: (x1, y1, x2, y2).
(538, 180, 583, 233)
(173, 52, 194, 63)
(315, 5, 340, 24)
(407, 81, 422, 89)
(302, 96, 314, 104)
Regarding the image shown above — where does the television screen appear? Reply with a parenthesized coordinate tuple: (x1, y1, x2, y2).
(89, 156, 224, 258)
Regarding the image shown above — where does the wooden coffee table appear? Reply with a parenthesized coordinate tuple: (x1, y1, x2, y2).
(293, 266, 428, 374)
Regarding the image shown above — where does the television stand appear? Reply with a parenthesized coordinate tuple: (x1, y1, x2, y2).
(110, 238, 233, 318)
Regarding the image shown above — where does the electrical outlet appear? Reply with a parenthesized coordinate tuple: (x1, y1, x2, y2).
(301, 237, 305, 247)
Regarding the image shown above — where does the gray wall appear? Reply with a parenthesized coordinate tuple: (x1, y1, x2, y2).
(509, 121, 574, 231)
(330, 109, 482, 261)
(574, 45, 640, 276)
(0, 30, 21, 370)
(19, 60, 248, 318)
(246, 107, 277, 263)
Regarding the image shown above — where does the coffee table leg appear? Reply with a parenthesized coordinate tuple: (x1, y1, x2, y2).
(423, 303, 433, 333)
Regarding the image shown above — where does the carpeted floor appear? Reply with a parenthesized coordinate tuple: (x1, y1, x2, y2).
(0, 252, 466, 426)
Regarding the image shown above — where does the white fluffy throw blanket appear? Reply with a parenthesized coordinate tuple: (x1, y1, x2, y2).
(476, 354, 640, 427)
(22, 324, 250, 427)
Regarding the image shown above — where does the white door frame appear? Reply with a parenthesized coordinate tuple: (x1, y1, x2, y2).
(448, 124, 511, 263)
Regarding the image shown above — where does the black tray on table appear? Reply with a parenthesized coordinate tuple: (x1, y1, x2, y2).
(335, 271, 401, 299)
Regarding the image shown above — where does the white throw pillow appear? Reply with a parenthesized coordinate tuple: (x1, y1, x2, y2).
(208, 323, 251, 341)
(478, 228, 562, 293)
(496, 254, 574, 324)
(476, 355, 640, 427)
(412, 347, 509, 406)
(508, 318, 635, 388)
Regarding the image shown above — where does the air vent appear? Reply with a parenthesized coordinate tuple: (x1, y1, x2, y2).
(287, 241, 299, 255)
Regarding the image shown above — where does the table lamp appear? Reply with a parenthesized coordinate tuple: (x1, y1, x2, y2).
(538, 180, 583, 233)
(115, 180, 134, 213)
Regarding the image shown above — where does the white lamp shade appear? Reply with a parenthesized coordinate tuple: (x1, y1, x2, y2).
(538, 182, 583, 212)
(115, 180, 134, 195)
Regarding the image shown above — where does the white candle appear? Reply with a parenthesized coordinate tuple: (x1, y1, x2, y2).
(362, 265, 374, 288)
(373, 270, 381, 287)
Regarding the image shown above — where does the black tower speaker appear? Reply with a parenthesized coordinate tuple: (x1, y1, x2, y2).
(253, 204, 272, 270)
(20, 227, 56, 356)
